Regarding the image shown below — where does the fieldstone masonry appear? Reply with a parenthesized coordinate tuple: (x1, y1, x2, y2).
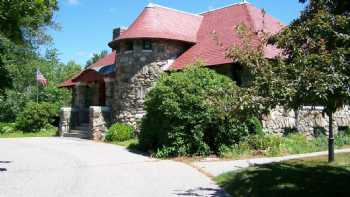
(263, 106, 350, 136)
(112, 40, 188, 128)
(89, 106, 112, 140)
(59, 107, 72, 136)
(58, 107, 78, 136)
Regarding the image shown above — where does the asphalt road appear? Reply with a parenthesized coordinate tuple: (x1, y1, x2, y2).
(0, 138, 226, 197)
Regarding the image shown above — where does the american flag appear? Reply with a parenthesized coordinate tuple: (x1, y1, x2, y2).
(36, 69, 48, 86)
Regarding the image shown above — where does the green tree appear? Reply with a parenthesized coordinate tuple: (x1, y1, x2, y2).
(225, 22, 288, 120)
(0, 48, 81, 122)
(85, 50, 108, 68)
(0, 0, 59, 45)
(0, 0, 58, 92)
(271, 0, 350, 162)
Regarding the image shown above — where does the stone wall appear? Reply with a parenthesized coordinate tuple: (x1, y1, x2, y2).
(262, 106, 350, 136)
(112, 39, 189, 128)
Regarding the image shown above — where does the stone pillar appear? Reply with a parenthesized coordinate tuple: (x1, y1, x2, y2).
(59, 107, 72, 136)
(89, 106, 111, 141)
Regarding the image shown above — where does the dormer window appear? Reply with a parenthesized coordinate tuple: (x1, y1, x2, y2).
(142, 40, 152, 51)
(125, 41, 133, 52)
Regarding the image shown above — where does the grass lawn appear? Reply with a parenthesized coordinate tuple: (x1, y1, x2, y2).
(110, 138, 138, 147)
(0, 129, 57, 138)
(215, 153, 350, 197)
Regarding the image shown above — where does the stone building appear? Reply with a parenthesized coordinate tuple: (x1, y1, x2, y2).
(59, 2, 350, 140)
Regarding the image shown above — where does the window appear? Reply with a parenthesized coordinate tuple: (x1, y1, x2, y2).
(142, 40, 152, 50)
(115, 44, 121, 54)
(125, 41, 133, 51)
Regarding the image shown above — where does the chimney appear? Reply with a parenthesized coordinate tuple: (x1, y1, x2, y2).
(111, 27, 126, 52)
(112, 27, 126, 40)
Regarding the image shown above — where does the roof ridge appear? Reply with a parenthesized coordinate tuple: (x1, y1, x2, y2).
(146, 3, 203, 17)
(199, 2, 250, 15)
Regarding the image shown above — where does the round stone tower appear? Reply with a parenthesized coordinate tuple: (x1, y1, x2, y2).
(108, 4, 203, 128)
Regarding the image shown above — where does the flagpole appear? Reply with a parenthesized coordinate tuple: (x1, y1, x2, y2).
(36, 68, 39, 104)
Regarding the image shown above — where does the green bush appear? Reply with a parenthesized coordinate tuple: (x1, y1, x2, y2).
(105, 123, 134, 142)
(219, 131, 350, 159)
(15, 102, 58, 132)
(246, 134, 283, 156)
(218, 143, 252, 159)
(335, 133, 350, 147)
(0, 122, 17, 134)
(139, 66, 246, 157)
(213, 118, 249, 152)
(245, 117, 264, 135)
(0, 85, 71, 122)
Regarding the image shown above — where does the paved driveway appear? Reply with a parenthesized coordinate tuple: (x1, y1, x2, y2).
(0, 138, 226, 197)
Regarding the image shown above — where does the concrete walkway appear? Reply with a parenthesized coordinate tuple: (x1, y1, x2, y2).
(0, 138, 226, 197)
(192, 148, 350, 176)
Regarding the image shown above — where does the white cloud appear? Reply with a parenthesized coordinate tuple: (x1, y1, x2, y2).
(67, 0, 80, 5)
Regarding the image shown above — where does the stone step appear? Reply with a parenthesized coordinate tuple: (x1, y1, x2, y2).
(80, 123, 89, 127)
(70, 129, 89, 134)
(64, 131, 90, 139)
(74, 126, 89, 132)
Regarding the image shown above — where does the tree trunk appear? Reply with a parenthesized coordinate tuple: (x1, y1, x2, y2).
(328, 112, 335, 162)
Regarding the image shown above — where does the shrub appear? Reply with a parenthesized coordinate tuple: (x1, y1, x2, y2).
(15, 102, 58, 132)
(213, 118, 249, 152)
(335, 133, 350, 147)
(218, 143, 252, 159)
(139, 66, 246, 157)
(245, 117, 264, 135)
(246, 134, 283, 156)
(282, 133, 311, 154)
(105, 123, 134, 142)
(0, 122, 17, 134)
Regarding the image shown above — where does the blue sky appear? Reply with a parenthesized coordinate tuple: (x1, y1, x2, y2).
(47, 0, 305, 66)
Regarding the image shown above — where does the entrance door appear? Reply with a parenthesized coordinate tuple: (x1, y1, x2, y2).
(99, 81, 106, 106)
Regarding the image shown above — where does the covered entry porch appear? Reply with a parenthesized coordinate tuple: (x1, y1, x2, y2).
(58, 62, 115, 140)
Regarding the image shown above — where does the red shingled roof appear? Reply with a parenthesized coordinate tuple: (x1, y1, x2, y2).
(170, 3, 285, 70)
(58, 78, 76, 88)
(86, 51, 116, 70)
(110, 3, 203, 45)
(61, 2, 285, 88)
(58, 52, 116, 88)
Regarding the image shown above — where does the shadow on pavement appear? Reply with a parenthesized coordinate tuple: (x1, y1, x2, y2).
(174, 187, 228, 197)
(217, 162, 350, 197)
(0, 161, 11, 172)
